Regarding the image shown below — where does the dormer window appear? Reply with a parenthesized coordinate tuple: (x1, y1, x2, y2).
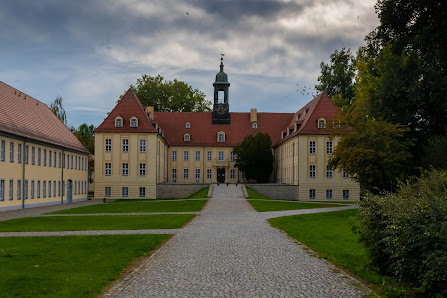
(252, 123, 257, 129)
(185, 122, 191, 128)
(217, 132, 225, 143)
(130, 117, 138, 127)
(115, 117, 123, 127)
(318, 118, 326, 129)
(184, 134, 190, 142)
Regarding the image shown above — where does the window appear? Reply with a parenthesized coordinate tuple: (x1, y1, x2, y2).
(252, 123, 257, 129)
(62, 181, 65, 196)
(71, 155, 73, 169)
(115, 118, 122, 127)
(24, 180, 28, 199)
(130, 118, 138, 127)
(31, 147, 35, 165)
(43, 180, 46, 198)
(171, 151, 177, 161)
(207, 169, 212, 179)
(326, 165, 333, 178)
(172, 169, 177, 179)
(0, 140, 5, 161)
(18, 144, 22, 164)
(122, 163, 129, 176)
(218, 133, 225, 142)
(58, 181, 61, 196)
(48, 180, 51, 197)
(105, 187, 111, 197)
(184, 134, 190, 142)
(207, 151, 212, 161)
(9, 179, 13, 200)
(24, 145, 28, 164)
(10, 142, 14, 162)
(75, 154, 77, 170)
(309, 141, 316, 154)
(53, 181, 56, 197)
(318, 119, 326, 129)
(105, 139, 112, 152)
(18, 179, 22, 200)
(0, 179, 4, 201)
(195, 169, 200, 179)
(31, 180, 34, 199)
(343, 190, 350, 200)
(326, 141, 333, 154)
(230, 152, 235, 162)
(185, 122, 191, 128)
(140, 139, 146, 152)
(122, 139, 129, 152)
(218, 151, 224, 161)
(230, 169, 235, 179)
(242, 172, 246, 179)
(183, 169, 189, 179)
(74, 181, 77, 195)
(139, 187, 146, 197)
(309, 189, 316, 199)
(184, 151, 189, 161)
(59, 152, 61, 168)
(38, 148, 41, 165)
(309, 165, 316, 178)
(343, 170, 350, 179)
(195, 151, 200, 161)
(105, 163, 112, 176)
(49, 150, 52, 167)
(122, 187, 128, 197)
(54, 153, 57, 168)
(139, 163, 146, 176)
(326, 189, 333, 199)
(37, 180, 40, 198)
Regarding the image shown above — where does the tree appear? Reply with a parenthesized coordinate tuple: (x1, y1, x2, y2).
(315, 48, 356, 112)
(73, 123, 95, 154)
(50, 96, 67, 126)
(126, 75, 212, 112)
(233, 133, 274, 183)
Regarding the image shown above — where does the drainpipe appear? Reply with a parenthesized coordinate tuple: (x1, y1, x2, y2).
(22, 140, 26, 209)
(202, 146, 205, 184)
(292, 142, 295, 185)
(61, 150, 64, 204)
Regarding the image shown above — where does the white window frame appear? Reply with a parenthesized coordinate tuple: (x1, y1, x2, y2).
(309, 141, 316, 154)
(326, 189, 333, 199)
(207, 151, 212, 161)
(309, 189, 316, 199)
(9, 179, 13, 200)
(139, 163, 146, 176)
(105, 139, 112, 152)
(207, 169, 212, 179)
(343, 189, 350, 200)
(115, 118, 122, 127)
(218, 151, 224, 161)
(184, 134, 190, 142)
(37, 180, 40, 199)
(18, 179, 22, 199)
(130, 118, 138, 127)
(0, 179, 4, 201)
(183, 169, 189, 179)
(326, 141, 333, 154)
(343, 170, 350, 179)
(185, 122, 191, 128)
(230, 169, 235, 179)
(184, 151, 189, 161)
(326, 165, 333, 178)
(309, 165, 316, 178)
(139, 139, 146, 152)
(122, 187, 128, 197)
(105, 163, 112, 176)
(0, 140, 5, 162)
(122, 139, 129, 152)
(31, 180, 34, 199)
(18, 144, 22, 164)
(122, 163, 129, 176)
(195, 151, 200, 161)
(172, 151, 177, 161)
(218, 133, 225, 143)
(10, 142, 14, 162)
(105, 187, 111, 197)
(172, 169, 177, 179)
(139, 187, 146, 197)
(195, 169, 200, 179)
(318, 119, 326, 129)
(230, 152, 235, 162)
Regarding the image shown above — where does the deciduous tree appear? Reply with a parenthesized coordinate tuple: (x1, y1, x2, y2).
(50, 96, 67, 126)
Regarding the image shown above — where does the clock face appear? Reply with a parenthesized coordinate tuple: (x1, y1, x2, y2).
(218, 106, 226, 115)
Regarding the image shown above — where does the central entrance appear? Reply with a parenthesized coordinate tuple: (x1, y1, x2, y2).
(217, 168, 225, 183)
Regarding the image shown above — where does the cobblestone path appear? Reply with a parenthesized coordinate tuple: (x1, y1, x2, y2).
(103, 184, 369, 297)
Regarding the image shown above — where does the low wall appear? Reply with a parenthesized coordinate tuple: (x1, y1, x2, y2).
(244, 184, 299, 200)
(157, 184, 209, 199)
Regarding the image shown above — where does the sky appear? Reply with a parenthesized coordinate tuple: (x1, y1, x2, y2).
(0, 0, 379, 129)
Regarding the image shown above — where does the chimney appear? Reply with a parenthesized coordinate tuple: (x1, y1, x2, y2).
(146, 106, 154, 120)
(250, 108, 257, 122)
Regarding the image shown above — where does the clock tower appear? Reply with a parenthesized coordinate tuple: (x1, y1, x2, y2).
(212, 55, 230, 124)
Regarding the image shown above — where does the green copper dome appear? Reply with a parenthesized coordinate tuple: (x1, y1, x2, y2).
(214, 58, 229, 84)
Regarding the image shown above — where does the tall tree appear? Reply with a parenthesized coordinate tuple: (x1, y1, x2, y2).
(233, 133, 274, 183)
(315, 48, 356, 112)
(73, 123, 95, 154)
(126, 75, 212, 112)
(50, 96, 67, 126)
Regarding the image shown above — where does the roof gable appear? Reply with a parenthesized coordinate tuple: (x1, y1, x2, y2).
(0, 81, 89, 153)
(95, 88, 157, 133)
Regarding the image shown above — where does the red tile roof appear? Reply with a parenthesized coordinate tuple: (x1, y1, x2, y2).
(0, 81, 89, 154)
(153, 112, 295, 147)
(95, 88, 158, 133)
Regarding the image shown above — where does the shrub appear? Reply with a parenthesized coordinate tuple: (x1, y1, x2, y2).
(355, 170, 447, 296)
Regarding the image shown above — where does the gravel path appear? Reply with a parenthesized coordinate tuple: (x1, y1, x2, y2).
(103, 184, 370, 297)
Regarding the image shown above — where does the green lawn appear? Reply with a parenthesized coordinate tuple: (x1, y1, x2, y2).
(51, 199, 207, 214)
(269, 210, 406, 297)
(0, 235, 170, 297)
(246, 188, 348, 212)
(0, 214, 196, 232)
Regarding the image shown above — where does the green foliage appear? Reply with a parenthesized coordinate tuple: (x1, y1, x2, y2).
(355, 170, 447, 296)
(233, 133, 273, 182)
(330, 119, 413, 193)
(50, 96, 67, 126)
(127, 74, 211, 112)
(422, 133, 447, 170)
(315, 48, 356, 112)
(0, 235, 170, 297)
(73, 123, 95, 154)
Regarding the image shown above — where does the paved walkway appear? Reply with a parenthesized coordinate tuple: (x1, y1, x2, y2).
(103, 184, 370, 297)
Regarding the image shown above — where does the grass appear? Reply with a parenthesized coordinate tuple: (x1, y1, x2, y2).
(246, 188, 349, 212)
(0, 214, 196, 232)
(0, 235, 170, 297)
(269, 210, 407, 297)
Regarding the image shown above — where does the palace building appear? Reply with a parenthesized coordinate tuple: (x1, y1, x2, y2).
(0, 81, 90, 211)
(94, 58, 360, 201)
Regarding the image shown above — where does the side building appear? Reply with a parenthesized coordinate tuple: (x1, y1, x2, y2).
(94, 58, 359, 201)
(0, 81, 90, 211)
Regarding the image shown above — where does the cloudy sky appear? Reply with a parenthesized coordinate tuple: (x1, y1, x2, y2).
(0, 0, 379, 128)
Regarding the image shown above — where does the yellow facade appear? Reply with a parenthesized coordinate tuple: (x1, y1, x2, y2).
(168, 146, 242, 184)
(275, 135, 360, 201)
(94, 132, 168, 199)
(0, 135, 89, 211)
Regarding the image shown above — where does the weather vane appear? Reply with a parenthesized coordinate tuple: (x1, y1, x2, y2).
(220, 49, 225, 61)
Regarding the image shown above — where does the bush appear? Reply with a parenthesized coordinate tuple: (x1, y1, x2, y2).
(356, 170, 447, 296)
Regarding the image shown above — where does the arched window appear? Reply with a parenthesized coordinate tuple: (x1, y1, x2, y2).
(184, 134, 190, 142)
(130, 117, 138, 127)
(185, 122, 191, 128)
(252, 123, 257, 129)
(217, 131, 225, 142)
(115, 117, 123, 127)
(318, 118, 326, 129)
